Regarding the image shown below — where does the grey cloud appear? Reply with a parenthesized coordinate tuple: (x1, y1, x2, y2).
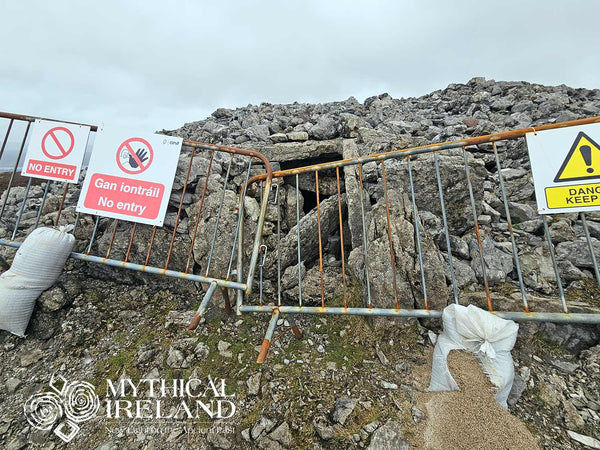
(0, 0, 598, 134)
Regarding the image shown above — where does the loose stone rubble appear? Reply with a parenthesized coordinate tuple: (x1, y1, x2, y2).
(0, 78, 599, 448)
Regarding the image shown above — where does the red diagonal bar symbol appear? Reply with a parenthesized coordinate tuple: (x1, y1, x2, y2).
(124, 142, 146, 170)
(49, 130, 69, 156)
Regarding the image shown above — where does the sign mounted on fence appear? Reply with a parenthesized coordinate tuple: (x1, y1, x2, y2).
(21, 119, 90, 183)
(527, 123, 600, 214)
(76, 128, 182, 226)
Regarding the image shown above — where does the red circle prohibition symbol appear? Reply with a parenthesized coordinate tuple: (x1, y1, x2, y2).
(41, 127, 75, 160)
(116, 137, 154, 175)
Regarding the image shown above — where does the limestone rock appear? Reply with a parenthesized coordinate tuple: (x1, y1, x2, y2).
(332, 397, 358, 425)
(367, 420, 410, 450)
(469, 238, 513, 285)
(252, 416, 276, 440)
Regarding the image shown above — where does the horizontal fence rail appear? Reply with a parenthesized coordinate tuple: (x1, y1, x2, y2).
(0, 111, 273, 329)
(241, 117, 600, 361)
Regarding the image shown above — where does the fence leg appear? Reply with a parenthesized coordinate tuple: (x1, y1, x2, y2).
(221, 287, 233, 315)
(188, 281, 218, 330)
(257, 309, 280, 363)
(287, 315, 303, 339)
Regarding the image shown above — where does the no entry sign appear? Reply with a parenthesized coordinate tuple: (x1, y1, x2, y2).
(527, 123, 600, 214)
(116, 137, 154, 174)
(21, 119, 91, 183)
(76, 127, 182, 226)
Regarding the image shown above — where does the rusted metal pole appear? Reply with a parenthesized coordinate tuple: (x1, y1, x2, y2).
(257, 309, 280, 363)
(165, 146, 196, 270)
(462, 147, 492, 311)
(335, 167, 348, 308)
(188, 281, 219, 330)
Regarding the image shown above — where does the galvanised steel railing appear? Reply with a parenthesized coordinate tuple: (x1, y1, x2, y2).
(2, 111, 600, 365)
(0, 112, 273, 324)
(242, 117, 600, 362)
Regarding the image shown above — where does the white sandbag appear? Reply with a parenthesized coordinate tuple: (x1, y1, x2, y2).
(0, 227, 75, 337)
(427, 304, 519, 408)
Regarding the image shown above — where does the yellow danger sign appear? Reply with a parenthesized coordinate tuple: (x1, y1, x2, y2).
(554, 132, 600, 182)
(545, 183, 600, 209)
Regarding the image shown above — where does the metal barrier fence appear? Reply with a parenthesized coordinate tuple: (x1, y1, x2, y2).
(242, 117, 600, 362)
(0, 112, 273, 325)
(2, 111, 600, 364)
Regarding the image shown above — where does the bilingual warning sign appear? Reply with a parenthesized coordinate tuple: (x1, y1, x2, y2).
(76, 127, 182, 226)
(21, 119, 91, 183)
(527, 123, 600, 214)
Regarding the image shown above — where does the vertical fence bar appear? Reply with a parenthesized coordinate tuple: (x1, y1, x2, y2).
(315, 170, 325, 309)
(185, 150, 215, 273)
(580, 213, 600, 286)
(34, 181, 51, 229)
(105, 220, 119, 259)
(335, 167, 347, 308)
(434, 153, 459, 304)
(205, 155, 233, 276)
(259, 245, 267, 307)
(242, 162, 272, 297)
(11, 178, 32, 240)
(72, 212, 81, 237)
(86, 216, 100, 255)
(407, 156, 428, 310)
(492, 142, 529, 311)
(236, 186, 245, 314)
(0, 119, 14, 160)
(145, 227, 158, 266)
(165, 147, 197, 270)
(124, 223, 137, 263)
(276, 178, 282, 306)
(296, 174, 303, 307)
(227, 160, 252, 279)
(543, 215, 568, 312)
(462, 147, 492, 311)
(0, 122, 31, 219)
(381, 160, 400, 309)
(54, 183, 69, 226)
(357, 163, 372, 308)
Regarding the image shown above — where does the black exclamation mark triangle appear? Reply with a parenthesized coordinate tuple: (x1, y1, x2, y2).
(581, 145, 594, 173)
(554, 131, 600, 182)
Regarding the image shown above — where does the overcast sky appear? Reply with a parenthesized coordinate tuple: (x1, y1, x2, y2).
(1, 1, 598, 134)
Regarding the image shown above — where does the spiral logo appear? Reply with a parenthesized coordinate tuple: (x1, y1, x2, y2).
(23, 392, 63, 430)
(64, 381, 100, 423)
(23, 375, 99, 443)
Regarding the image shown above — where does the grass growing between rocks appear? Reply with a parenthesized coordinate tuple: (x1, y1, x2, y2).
(42, 277, 430, 448)
(233, 309, 426, 448)
(565, 277, 600, 307)
(90, 294, 180, 387)
(92, 322, 159, 386)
